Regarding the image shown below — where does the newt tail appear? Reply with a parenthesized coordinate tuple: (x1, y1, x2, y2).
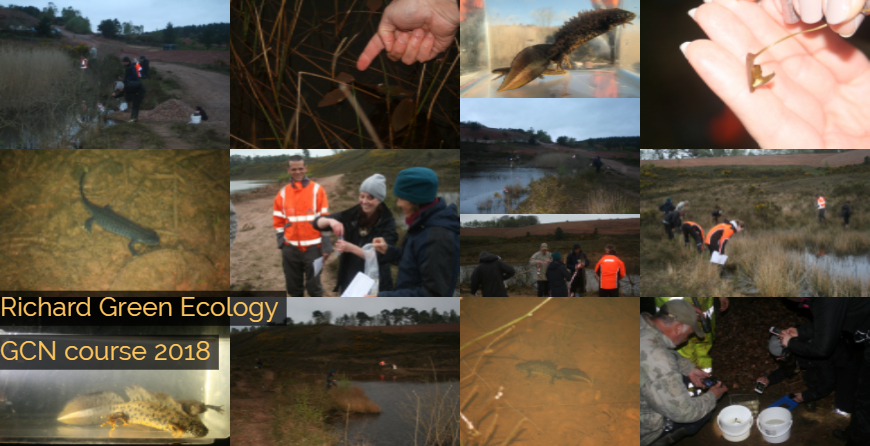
(495, 8, 637, 92)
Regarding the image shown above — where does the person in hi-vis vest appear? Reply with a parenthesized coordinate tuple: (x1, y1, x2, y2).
(654, 298, 729, 395)
(816, 194, 827, 224)
(273, 155, 332, 297)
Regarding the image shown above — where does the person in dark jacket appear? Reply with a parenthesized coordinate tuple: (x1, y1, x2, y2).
(842, 201, 852, 229)
(565, 243, 589, 297)
(114, 57, 146, 122)
(545, 252, 572, 297)
(681, 221, 705, 254)
(591, 156, 604, 173)
(313, 174, 399, 294)
(663, 210, 683, 240)
(712, 204, 724, 224)
(470, 251, 516, 297)
(138, 55, 150, 78)
(659, 198, 675, 215)
(780, 297, 870, 446)
(371, 168, 459, 297)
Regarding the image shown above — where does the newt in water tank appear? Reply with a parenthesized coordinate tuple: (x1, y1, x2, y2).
(57, 386, 218, 437)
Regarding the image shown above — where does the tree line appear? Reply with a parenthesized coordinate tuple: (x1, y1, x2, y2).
(230, 307, 459, 333)
(642, 149, 853, 160)
(461, 121, 638, 150)
(462, 215, 541, 228)
(7, 3, 91, 35)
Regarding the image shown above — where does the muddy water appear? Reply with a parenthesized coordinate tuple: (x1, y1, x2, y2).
(461, 297, 640, 446)
(460, 264, 640, 295)
(460, 166, 551, 214)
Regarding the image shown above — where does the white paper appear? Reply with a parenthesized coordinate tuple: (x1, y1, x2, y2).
(341, 272, 376, 297)
(313, 256, 323, 277)
(710, 252, 728, 265)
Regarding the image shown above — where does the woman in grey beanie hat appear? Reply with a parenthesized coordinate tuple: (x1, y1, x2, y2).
(312, 173, 398, 294)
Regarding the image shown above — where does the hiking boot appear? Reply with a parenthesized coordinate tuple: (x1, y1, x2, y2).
(651, 428, 689, 446)
(805, 400, 816, 412)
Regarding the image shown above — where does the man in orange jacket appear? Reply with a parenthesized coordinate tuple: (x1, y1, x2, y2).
(706, 220, 745, 277)
(595, 244, 626, 297)
(273, 155, 332, 297)
(816, 194, 827, 224)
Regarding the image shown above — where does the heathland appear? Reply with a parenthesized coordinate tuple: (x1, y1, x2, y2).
(641, 163, 870, 297)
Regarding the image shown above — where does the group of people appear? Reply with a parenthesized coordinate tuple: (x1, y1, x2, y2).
(816, 193, 854, 228)
(641, 297, 870, 446)
(660, 198, 746, 276)
(271, 156, 459, 297)
(468, 242, 628, 297)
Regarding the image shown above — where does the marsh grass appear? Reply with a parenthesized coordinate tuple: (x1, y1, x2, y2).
(399, 371, 459, 446)
(330, 385, 381, 414)
(585, 187, 635, 214)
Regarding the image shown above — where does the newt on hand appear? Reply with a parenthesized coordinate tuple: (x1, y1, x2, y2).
(493, 8, 637, 92)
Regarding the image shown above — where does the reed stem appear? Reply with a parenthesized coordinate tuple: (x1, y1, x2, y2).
(460, 297, 553, 351)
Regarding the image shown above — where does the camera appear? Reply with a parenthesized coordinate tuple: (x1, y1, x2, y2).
(755, 381, 767, 394)
(702, 377, 719, 388)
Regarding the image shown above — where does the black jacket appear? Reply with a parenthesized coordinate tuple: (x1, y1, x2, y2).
(566, 250, 589, 273)
(592, 158, 603, 167)
(469, 251, 515, 297)
(663, 210, 682, 228)
(659, 201, 675, 213)
(787, 298, 870, 358)
(545, 260, 572, 297)
(124, 63, 139, 82)
(313, 203, 398, 293)
(841, 204, 852, 218)
(140, 58, 150, 77)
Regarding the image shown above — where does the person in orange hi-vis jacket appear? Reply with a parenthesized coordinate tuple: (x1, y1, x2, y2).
(273, 155, 333, 297)
(816, 194, 827, 224)
(594, 244, 625, 297)
(705, 219, 745, 277)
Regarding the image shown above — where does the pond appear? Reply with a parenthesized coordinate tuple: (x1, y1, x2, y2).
(460, 166, 552, 214)
(460, 263, 640, 296)
(230, 180, 275, 194)
(332, 379, 458, 446)
(799, 250, 870, 279)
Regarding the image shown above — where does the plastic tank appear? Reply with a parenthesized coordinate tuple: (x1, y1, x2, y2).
(0, 326, 229, 444)
(460, 0, 640, 98)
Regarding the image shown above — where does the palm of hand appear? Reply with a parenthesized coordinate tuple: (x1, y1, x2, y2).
(686, 0, 870, 149)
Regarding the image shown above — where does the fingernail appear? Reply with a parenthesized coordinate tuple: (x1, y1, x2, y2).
(680, 41, 691, 56)
(688, 7, 697, 19)
(826, 0, 851, 24)
(780, 0, 800, 24)
(398, 32, 409, 43)
(414, 28, 424, 38)
(838, 13, 865, 37)
(799, 0, 823, 23)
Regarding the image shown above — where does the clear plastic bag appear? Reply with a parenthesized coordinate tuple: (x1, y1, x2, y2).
(362, 243, 380, 294)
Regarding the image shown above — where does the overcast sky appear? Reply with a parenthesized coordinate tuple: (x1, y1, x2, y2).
(230, 149, 341, 158)
(460, 99, 639, 141)
(14, 0, 228, 32)
(461, 214, 639, 224)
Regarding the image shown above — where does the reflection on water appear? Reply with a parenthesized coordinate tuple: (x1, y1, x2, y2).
(460, 167, 550, 214)
(230, 180, 274, 194)
(460, 298, 640, 446)
(334, 380, 458, 446)
(460, 264, 639, 295)
(800, 250, 870, 279)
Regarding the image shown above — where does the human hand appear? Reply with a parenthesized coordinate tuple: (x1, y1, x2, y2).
(719, 297, 730, 311)
(683, 0, 870, 150)
(780, 332, 794, 347)
(688, 368, 711, 388)
(328, 219, 344, 238)
(776, 0, 867, 36)
(793, 392, 804, 403)
(709, 382, 729, 400)
(357, 0, 459, 70)
(757, 376, 770, 386)
(785, 327, 799, 337)
(372, 237, 388, 254)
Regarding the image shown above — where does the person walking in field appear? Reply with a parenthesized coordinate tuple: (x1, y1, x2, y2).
(841, 201, 852, 229)
(816, 194, 827, 224)
(595, 245, 626, 297)
(530, 243, 552, 297)
(711, 205, 724, 225)
(706, 220, 745, 277)
(681, 221, 705, 254)
(546, 252, 572, 297)
(591, 156, 604, 173)
(566, 243, 589, 297)
(663, 210, 683, 241)
(470, 251, 516, 297)
(659, 197, 675, 215)
(675, 200, 689, 213)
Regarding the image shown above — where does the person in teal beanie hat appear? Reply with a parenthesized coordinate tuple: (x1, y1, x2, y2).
(369, 167, 460, 296)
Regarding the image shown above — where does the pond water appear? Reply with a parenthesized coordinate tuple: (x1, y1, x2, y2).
(799, 250, 870, 279)
(230, 180, 274, 194)
(460, 263, 640, 296)
(333, 380, 458, 446)
(460, 166, 552, 214)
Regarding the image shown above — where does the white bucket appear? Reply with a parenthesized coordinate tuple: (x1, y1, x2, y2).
(718, 405, 753, 442)
(189, 114, 201, 124)
(757, 407, 793, 443)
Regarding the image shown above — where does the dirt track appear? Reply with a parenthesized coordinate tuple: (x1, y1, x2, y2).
(646, 150, 870, 168)
(460, 218, 640, 238)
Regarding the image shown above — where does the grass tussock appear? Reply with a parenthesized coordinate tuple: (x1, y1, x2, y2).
(270, 375, 339, 446)
(585, 187, 636, 214)
(515, 172, 638, 214)
(330, 385, 381, 414)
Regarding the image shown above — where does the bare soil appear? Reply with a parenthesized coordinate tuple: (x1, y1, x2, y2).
(460, 218, 640, 238)
(646, 150, 870, 168)
(231, 174, 345, 295)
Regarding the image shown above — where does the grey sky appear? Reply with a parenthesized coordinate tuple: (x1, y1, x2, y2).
(460, 98, 639, 141)
(461, 214, 640, 224)
(230, 149, 342, 158)
(13, 0, 228, 32)
(284, 298, 460, 324)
